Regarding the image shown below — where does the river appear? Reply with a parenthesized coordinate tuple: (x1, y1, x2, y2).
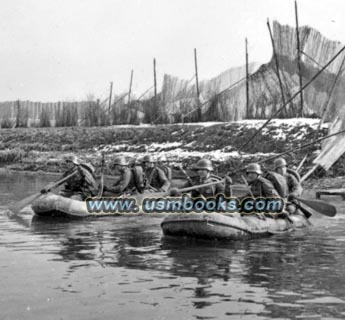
(1, 172, 345, 319)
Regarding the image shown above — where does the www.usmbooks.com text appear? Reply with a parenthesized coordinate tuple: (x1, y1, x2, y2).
(86, 195, 284, 214)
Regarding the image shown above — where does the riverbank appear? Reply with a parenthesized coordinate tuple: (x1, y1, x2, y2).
(1, 118, 344, 186)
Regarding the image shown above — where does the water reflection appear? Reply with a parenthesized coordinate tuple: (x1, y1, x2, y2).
(29, 214, 345, 319)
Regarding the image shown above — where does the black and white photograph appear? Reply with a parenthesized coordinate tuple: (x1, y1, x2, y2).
(1, 0, 345, 319)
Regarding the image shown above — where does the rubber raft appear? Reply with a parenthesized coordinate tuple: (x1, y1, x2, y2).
(31, 193, 140, 218)
(160, 212, 310, 240)
(32, 193, 310, 240)
(31, 192, 165, 218)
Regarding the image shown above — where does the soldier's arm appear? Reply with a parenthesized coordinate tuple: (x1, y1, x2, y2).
(261, 178, 280, 197)
(78, 167, 99, 195)
(107, 171, 131, 193)
(156, 168, 171, 192)
(216, 181, 225, 195)
(167, 167, 172, 181)
(288, 175, 303, 198)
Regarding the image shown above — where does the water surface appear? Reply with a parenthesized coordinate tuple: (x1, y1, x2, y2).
(1, 172, 345, 319)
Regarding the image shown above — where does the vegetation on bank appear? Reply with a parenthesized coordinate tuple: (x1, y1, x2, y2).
(0, 119, 344, 184)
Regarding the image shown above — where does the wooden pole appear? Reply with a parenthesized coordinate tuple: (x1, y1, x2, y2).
(267, 19, 288, 116)
(245, 38, 250, 118)
(301, 164, 318, 182)
(295, 0, 304, 117)
(108, 81, 113, 114)
(194, 48, 201, 120)
(128, 70, 133, 105)
(153, 58, 157, 110)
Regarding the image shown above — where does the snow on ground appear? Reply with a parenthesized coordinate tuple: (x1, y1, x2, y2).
(103, 118, 327, 129)
(87, 149, 276, 164)
(146, 142, 182, 151)
(34, 118, 327, 166)
(231, 118, 327, 128)
(90, 118, 327, 163)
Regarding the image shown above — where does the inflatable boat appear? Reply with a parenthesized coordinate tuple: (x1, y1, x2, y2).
(31, 193, 142, 218)
(160, 211, 310, 240)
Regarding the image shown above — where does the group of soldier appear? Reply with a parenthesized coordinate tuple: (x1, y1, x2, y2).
(42, 153, 303, 216)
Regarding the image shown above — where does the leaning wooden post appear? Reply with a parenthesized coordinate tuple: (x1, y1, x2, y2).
(128, 70, 133, 106)
(245, 38, 250, 118)
(194, 48, 201, 120)
(295, 0, 304, 117)
(108, 82, 113, 113)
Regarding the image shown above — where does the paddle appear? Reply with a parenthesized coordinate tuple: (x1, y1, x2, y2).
(177, 165, 194, 186)
(296, 154, 308, 173)
(295, 197, 336, 217)
(9, 170, 78, 213)
(292, 201, 313, 219)
(177, 178, 225, 193)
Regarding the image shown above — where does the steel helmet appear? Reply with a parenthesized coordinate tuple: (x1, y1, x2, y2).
(193, 159, 213, 171)
(274, 158, 287, 170)
(113, 156, 128, 166)
(128, 158, 139, 166)
(246, 163, 262, 175)
(142, 155, 154, 163)
(159, 155, 168, 162)
(63, 154, 80, 165)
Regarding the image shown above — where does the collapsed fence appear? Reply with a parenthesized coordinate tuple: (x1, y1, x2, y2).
(1, 20, 345, 128)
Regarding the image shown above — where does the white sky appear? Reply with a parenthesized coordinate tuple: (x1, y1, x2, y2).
(0, 0, 344, 102)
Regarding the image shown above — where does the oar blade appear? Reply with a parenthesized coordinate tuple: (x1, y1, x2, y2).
(9, 192, 41, 214)
(8, 171, 78, 214)
(297, 197, 336, 217)
(295, 201, 315, 219)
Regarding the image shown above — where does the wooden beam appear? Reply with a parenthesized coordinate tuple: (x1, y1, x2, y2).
(245, 38, 250, 118)
(108, 81, 113, 114)
(128, 70, 133, 105)
(194, 48, 201, 120)
(295, 0, 304, 117)
(153, 58, 157, 109)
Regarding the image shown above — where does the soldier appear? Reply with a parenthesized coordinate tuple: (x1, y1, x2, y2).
(159, 155, 172, 182)
(245, 163, 280, 198)
(274, 157, 303, 215)
(273, 158, 302, 200)
(171, 159, 228, 198)
(102, 156, 137, 196)
(43, 154, 98, 201)
(142, 155, 170, 192)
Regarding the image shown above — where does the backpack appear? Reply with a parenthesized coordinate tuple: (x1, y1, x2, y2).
(264, 171, 288, 198)
(131, 166, 144, 192)
(287, 168, 301, 182)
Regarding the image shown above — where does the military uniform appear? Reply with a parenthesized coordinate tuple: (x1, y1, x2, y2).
(60, 164, 98, 200)
(143, 167, 170, 192)
(182, 175, 225, 198)
(286, 173, 302, 198)
(103, 167, 136, 196)
(248, 176, 280, 198)
(160, 165, 172, 181)
(273, 158, 303, 216)
(131, 165, 145, 193)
